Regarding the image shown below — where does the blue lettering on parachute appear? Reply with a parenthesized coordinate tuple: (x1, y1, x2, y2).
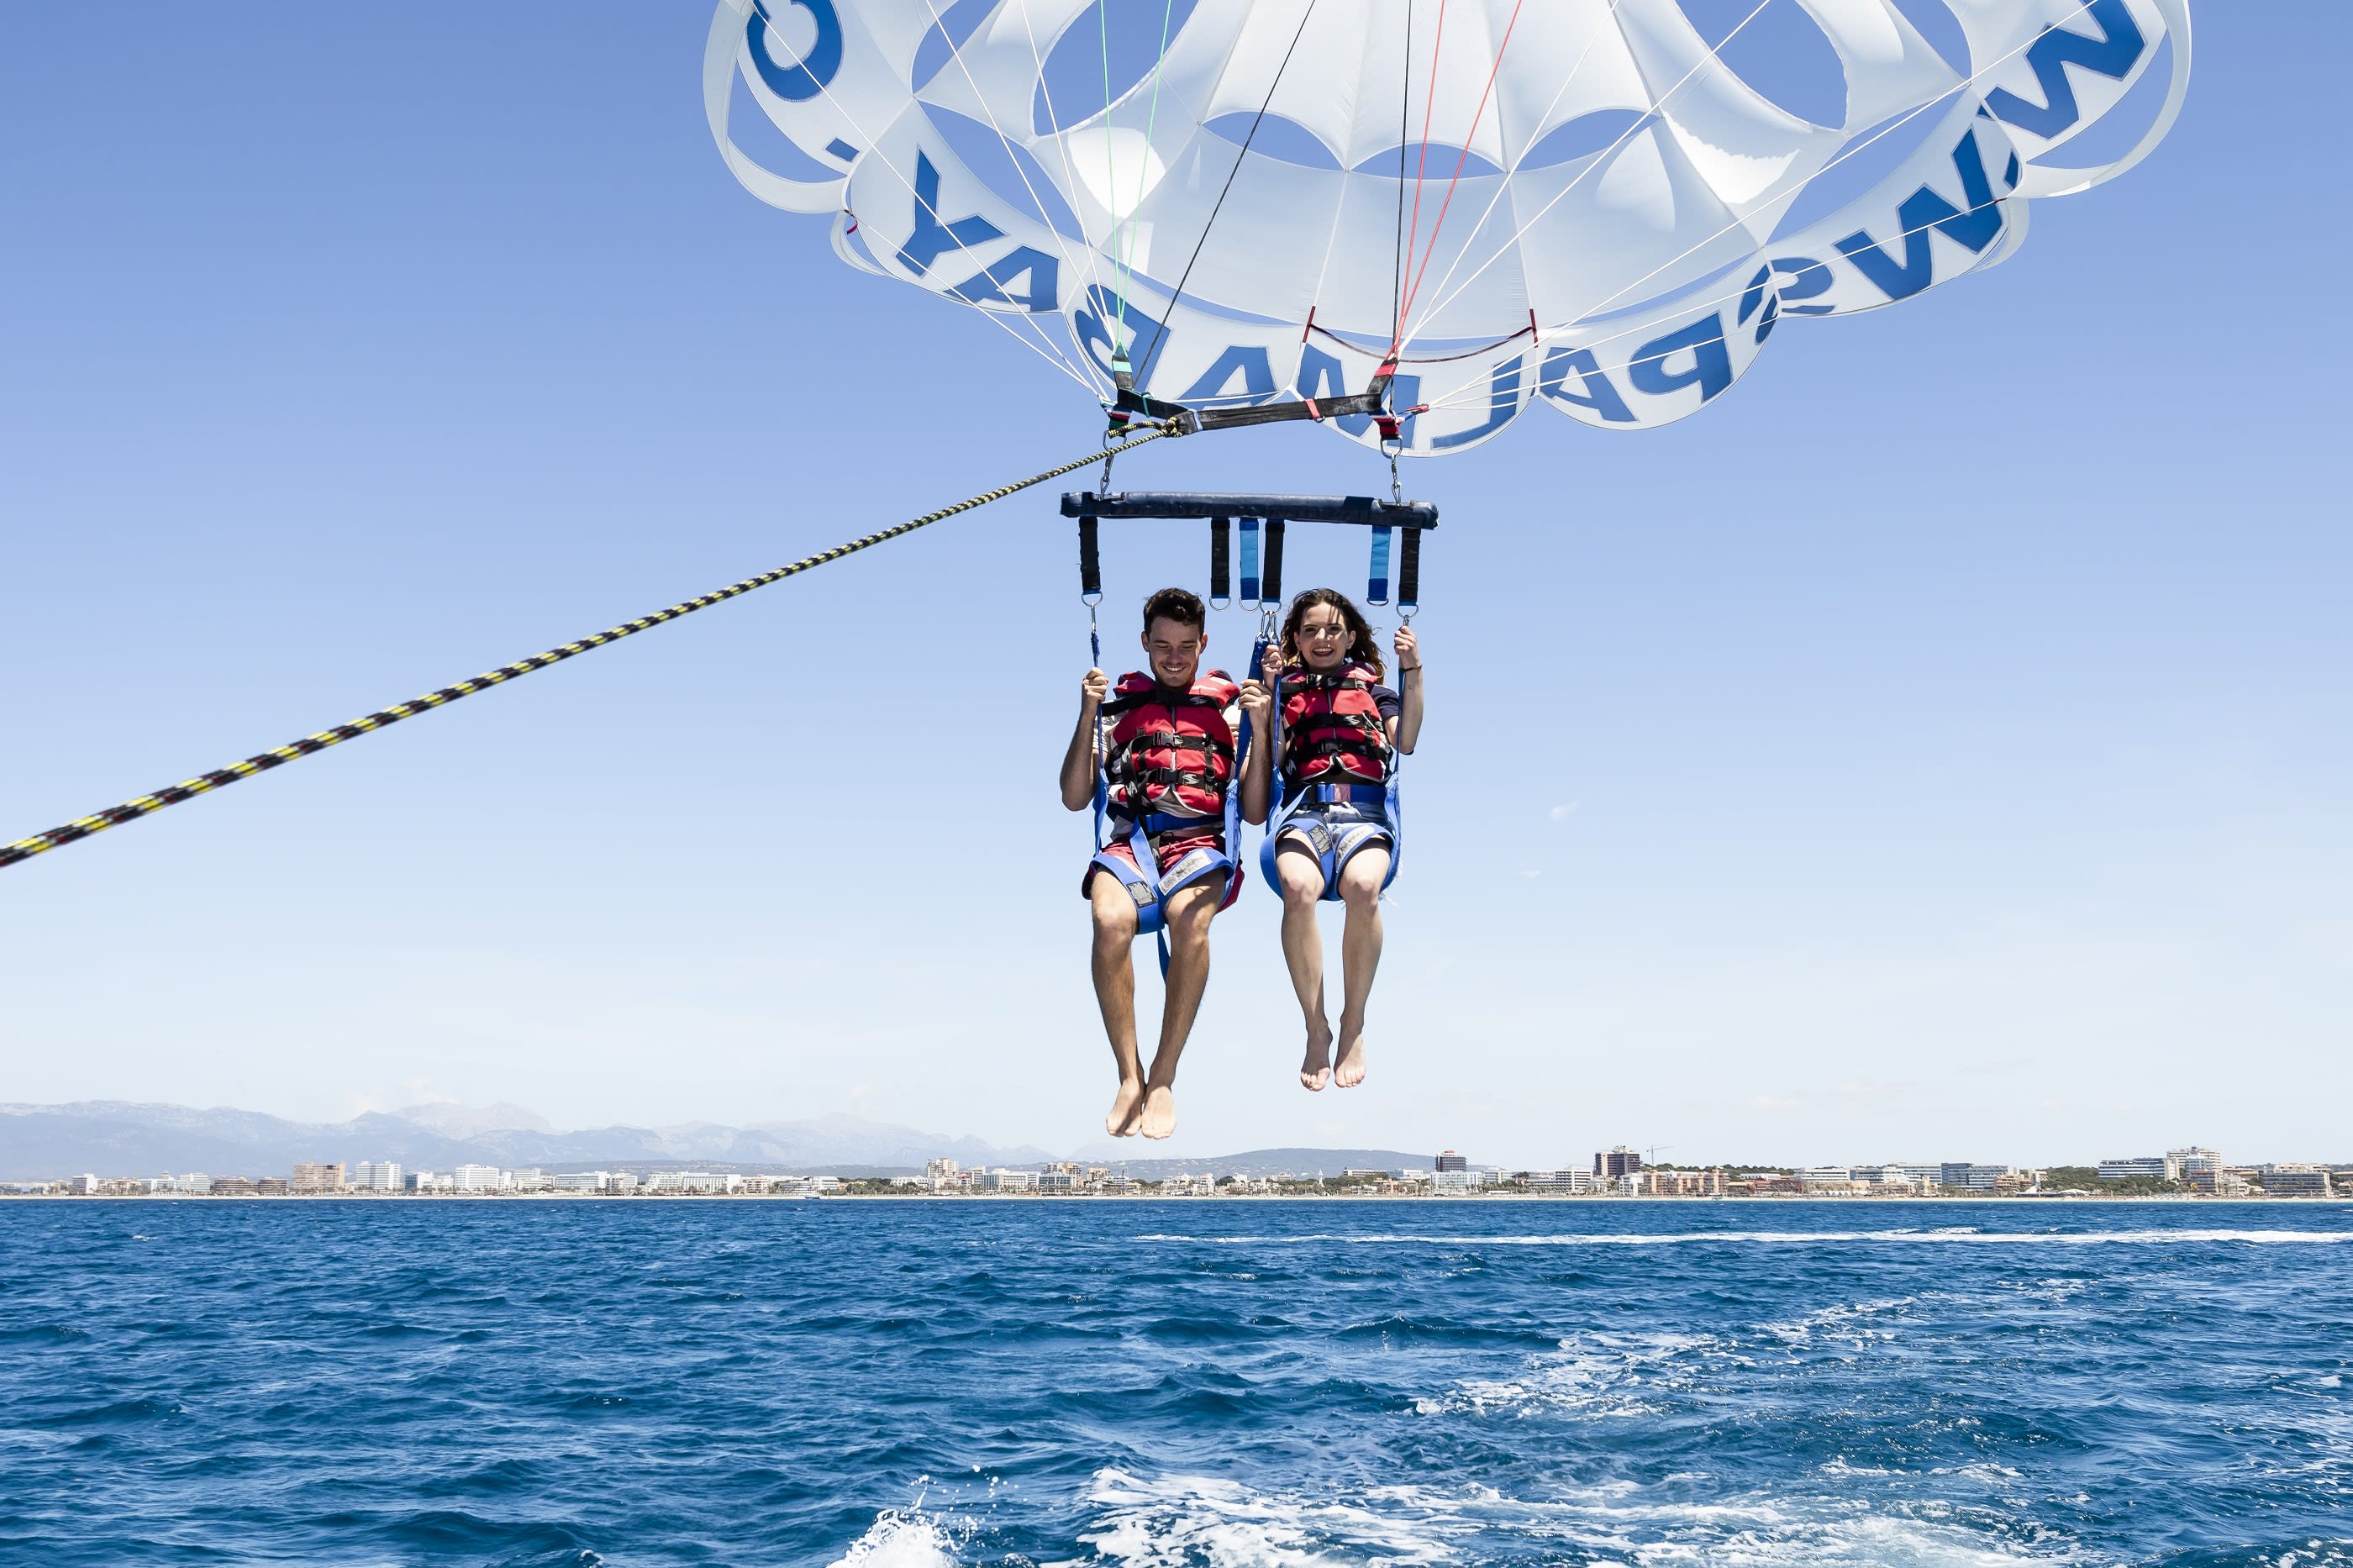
(746, 0, 844, 104)
(1628, 317, 1733, 403)
(1832, 129, 2005, 303)
(1985, 0, 2146, 140)
(1430, 355, 1523, 450)
(1074, 286, 1167, 381)
(1181, 345, 1277, 405)
(948, 246, 1058, 313)
(1738, 257, 1834, 339)
(894, 152, 1003, 276)
(1539, 346, 1635, 424)
(1297, 345, 1419, 443)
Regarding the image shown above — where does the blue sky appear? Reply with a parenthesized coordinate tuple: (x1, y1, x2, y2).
(3, 3, 2345, 1169)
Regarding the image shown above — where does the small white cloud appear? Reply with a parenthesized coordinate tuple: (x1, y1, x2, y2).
(1549, 802, 1578, 822)
(1519, 870, 1541, 879)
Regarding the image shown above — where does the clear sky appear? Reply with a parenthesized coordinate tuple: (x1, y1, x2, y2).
(3, 4, 2345, 1170)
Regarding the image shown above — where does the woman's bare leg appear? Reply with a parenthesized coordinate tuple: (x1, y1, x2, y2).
(1333, 845, 1390, 1088)
(1275, 840, 1333, 1090)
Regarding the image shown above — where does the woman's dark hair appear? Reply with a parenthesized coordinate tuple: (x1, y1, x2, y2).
(1141, 587, 1207, 634)
(1278, 588, 1384, 679)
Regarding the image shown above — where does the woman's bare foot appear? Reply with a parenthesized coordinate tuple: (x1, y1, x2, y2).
(1107, 1078, 1145, 1136)
(1334, 1017, 1369, 1088)
(1299, 1018, 1334, 1091)
(1138, 1084, 1177, 1139)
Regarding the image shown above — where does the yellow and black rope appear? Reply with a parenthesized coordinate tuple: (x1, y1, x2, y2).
(2, 428, 1169, 871)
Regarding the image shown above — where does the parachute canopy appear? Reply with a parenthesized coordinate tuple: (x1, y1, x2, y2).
(708, 0, 2191, 454)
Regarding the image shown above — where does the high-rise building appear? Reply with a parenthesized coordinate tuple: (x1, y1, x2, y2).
(1595, 1147, 1642, 1179)
(352, 1161, 402, 1192)
(2166, 1147, 2223, 1181)
(290, 1162, 346, 1193)
(1434, 1150, 1468, 1173)
(451, 1164, 505, 1192)
(2098, 1156, 2166, 1182)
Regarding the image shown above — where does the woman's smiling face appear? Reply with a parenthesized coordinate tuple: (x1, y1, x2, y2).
(1295, 602, 1350, 670)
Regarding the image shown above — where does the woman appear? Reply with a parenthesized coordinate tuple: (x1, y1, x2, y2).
(1246, 589, 1424, 1091)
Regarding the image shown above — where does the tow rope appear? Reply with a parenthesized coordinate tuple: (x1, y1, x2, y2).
(2, 428, 1170, 871)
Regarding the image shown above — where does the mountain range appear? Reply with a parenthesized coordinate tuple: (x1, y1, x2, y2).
(0, 1102, 1440, 1183)
(0, 1101, 1051, 1181)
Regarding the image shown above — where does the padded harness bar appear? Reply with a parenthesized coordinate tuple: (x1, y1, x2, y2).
(1062, 492, 1438, 529)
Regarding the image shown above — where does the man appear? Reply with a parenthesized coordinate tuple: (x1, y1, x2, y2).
(1060, 588, 1271, 1139)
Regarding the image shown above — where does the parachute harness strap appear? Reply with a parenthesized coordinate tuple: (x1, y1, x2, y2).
(1, 429, 1170, 872)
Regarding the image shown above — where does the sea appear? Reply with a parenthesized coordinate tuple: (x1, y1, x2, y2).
(3, 1201, 2348, 1568)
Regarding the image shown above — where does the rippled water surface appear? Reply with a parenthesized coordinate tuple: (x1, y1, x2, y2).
(3, 1201, 2350, 1566)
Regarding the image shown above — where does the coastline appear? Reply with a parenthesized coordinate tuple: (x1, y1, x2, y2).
(8, 1192, 2349, 1205)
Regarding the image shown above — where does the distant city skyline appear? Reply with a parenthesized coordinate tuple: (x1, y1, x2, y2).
(5, 1097, 2344, 1192)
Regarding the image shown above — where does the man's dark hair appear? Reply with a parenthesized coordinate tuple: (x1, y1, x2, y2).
(1141, 587, 1207, 634)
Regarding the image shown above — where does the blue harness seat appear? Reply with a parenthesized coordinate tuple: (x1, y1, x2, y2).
(1261, 777, 1402, 901)
(1088, 808, 1240, 939)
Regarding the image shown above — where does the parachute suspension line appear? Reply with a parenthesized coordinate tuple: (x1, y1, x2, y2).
(1392, 0, 1451, 356)
(914, 0, 1109, 394)
(1396, 0, 1528, 329)
(1396, 0, 1777, 348)
(0, 429, 1172, 872)
(1016, 0, 1119, 362)
(783, 34, 1102, 394)
(1099, 0, 1179, 344)
(1392, 0, 1413, 350)
(1388, 0, 1624, 350)
(1129, 0, 1322, 392)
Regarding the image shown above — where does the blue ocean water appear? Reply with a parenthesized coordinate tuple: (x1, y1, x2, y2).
(3, 1202, 2349, 1567)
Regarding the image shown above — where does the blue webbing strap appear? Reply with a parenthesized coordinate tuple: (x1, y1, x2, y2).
(1239, 518, 1261, 605)
(1366, 524, 1392, 605)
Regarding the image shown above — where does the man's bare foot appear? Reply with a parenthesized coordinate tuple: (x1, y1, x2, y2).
(1138, 1084, 1177, 1139)
(1299, 1019, 1334, 1092)
(1107, 1079, 1145, 1137)
(1334, 1018, 1369, 1088)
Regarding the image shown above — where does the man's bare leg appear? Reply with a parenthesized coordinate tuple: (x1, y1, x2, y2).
(1333, 846, 1390, 1089)
(1138, 872, 1226, 1139)
(1088, 872, 1146, 1136)
(1275, 840, 1333, 1090)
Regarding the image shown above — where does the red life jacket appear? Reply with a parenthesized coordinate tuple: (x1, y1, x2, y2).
(1102, 671, 1240, 819)
(1279, 661, 1388, 790)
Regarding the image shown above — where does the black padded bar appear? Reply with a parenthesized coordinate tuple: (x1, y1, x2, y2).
(1262, 519, 1286, 605)
(1061, 491, 1438, 529)
(1078, 514, 1101, 597)
(1191, 391, 1386, 433)
(1398, 523, 1423, 608)
(1208, 517, 1230, 602)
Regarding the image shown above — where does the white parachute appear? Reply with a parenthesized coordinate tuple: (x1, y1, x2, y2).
(707, 0, 2190, 455)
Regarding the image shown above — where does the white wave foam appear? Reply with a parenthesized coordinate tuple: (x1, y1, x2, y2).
(1134, 1229, 2353, 1248)
(1080, 1470, 1466, 1565)
(1418, 1329, 1721, 1419)
(1761, 1296, 1917, 1344)
(1074, 1469, 2087, 1567)
(830, 1511, 958, 1568)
